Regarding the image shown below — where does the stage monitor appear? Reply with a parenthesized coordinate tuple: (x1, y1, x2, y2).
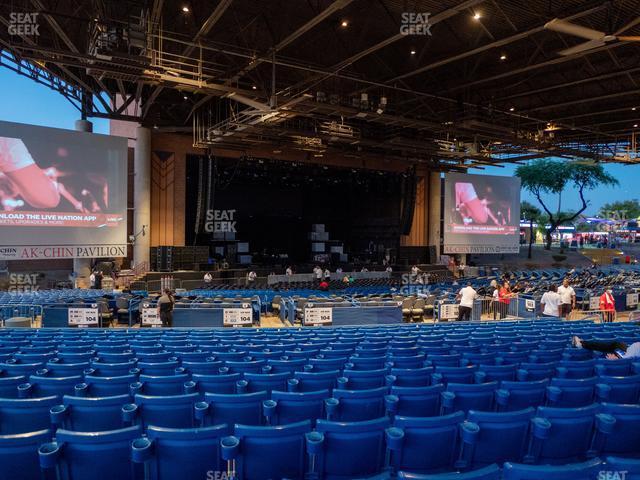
(443, 173, 521, 254)
(0, 120, 128, 260)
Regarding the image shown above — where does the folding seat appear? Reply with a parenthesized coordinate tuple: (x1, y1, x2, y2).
(0, 361, 45, 377)
(596, 358, 636, 376)
(327, 387, 395, 422)
(223, 360, 266, 375)
(517, 362, 557, 381)
(213, 351, 249, 362)
(594, 403, 640, 458)
(134, 351, 174, 362)
(133, 393, 200, 429)
(426, 354, 461, 368)
(13, 352, 56, 364)
(420, 346, 450, 356)
(441, 382, 498, 414)
(0, 396, 58, 434)
(311, 417, 390, 479)
(90, 359, 138, 377)
(43, 360, 91, 377)
(386, 355, 425, 370)
(432, 366, 478, 385)
(475, 364, 517, 383)
(562, 348, 594, 361)
(597, 373, 640, 403)
(529, 404, 612, 464)
(265, 358, 307, 374)
(18, 374, 82, 399)
(338, 368, 388, 390)
(390, 385, 444, 418)
(51, 394, 132, 432)
(387, 412, 465, 474)
(180, 360, 224, 375)
(502, 458, 604, 479)
(395, 464, 502, 479)
(79, 374, 138, 397)
(39, 426, 143, 480)
(459, 408, 538, 469)
(199, 391, 268, 426)
(307, 357, 348, 372)
(388, 346, 420, 357)
(547, 377, 606, 407)
(605, 457, 640, 480)
(496, 380, 550, 411)
(242, 372, 291, 394)
(95, 351, 136, 364)
(131, 374, 191, 396)
(556, 359, 597, 379)
(284, 349, 319, 361)
(290, 370, 339, 392)
(461, 353, 499, 367)
(0, 429, 52, 480)
(132, 424, 230, 480)
(190, 373, 243, 397)
(0, 375, 26, 398)
(20, 344, 56, 354)
(388, 367, 433, 387)
(220, 420, 311, 480)
(265, 389, 329, 426)
(497, 351, 530, 365)
(136, 360, 181, 376)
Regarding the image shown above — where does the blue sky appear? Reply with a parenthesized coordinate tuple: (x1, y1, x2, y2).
(0, 67, 637, 215)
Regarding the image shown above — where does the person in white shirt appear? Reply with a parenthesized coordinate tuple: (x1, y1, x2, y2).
(323, 268, 331, 280)
(89, 271, 96, 289)
(314, 266, 322, 281)
(540, 284, 562, 317)
(203, 272, 213, 287)
(456, 284, 478, 321)
(285, 266, 293, 276)
(361, 267, 369, 272)
(246, 271, 257, 285)
(385, 266, 392, 273)
(336, 267, 343, 274)
(557, 278, 576, 318)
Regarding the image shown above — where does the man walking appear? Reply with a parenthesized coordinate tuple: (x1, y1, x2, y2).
(456, 283, 477, 322)
(557, 278, 576, 318)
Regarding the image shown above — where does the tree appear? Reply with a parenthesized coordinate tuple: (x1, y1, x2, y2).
(520, 201, 541, 259)
(516, 160, 618, 250)
(600, 199, 640, 220)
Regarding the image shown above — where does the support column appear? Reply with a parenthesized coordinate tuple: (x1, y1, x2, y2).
(428, 171, 441, 262)
(73, 120, 93, 288)
(133, 126, 151, 267)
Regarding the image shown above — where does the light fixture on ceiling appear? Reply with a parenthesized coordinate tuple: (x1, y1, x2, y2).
(410, 49, 416, 55)
(153, 124, 158, 129)
(473, 12, 481, 20)
(509, 107, 515, 111)
(183, 95, 188, 100)
(252, 85, 257, 90)
(634, 124, 638, 128)
(633, 107, 637, 111)
(341, 20, 348, 27)
(182, 6, 190, 13)
(500, 54, 507, 61)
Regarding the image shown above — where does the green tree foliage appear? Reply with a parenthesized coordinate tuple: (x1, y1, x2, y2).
(516, 160, 618, 249)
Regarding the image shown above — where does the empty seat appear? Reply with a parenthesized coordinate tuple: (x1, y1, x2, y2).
(312, 417, 390, 479)
(432, 366, 478, 385)
(0, 375, 26, 398)
(51, 394, 132, 432)
(136, 360, 181, 377)
(502, 458, 603, 479)
(496, 380, 550, 412)
(18, 375, 82, 399)
(0, 396, 58, 434)
(266, 358, 308, 374)
(476, 364, 517, 383)
(308, 357, 348, 372)
(442, 382, 498, 414)
(266, 390, 329, 426)
(0, 429, 52, 480)
(131, 374, 191, 396)
(80, 374, 139, 397)
(328, 387, 394, 422)
(242, 372, 291, 394)
(200, 391, 268, 426)
(290, 370, 339, 392)
(222, 420, 312, 480)
(180, 360, 223, 376)
(596, 358, 635, 376)
(596, 403, 640, 458)
(39, 426, 143, 480)
(388, 367, 433, 387)
(338, 369, 388, 390)
(547, 377, 605, 407)
(133, 393, 200, 429)
(191, 373, 243, 396)
(517, 362, 558, 381)
(598, 374, 640, 403)
(388, 412, 465, 474)
(390, 385, 444, 418)
(347, 355, 389, 371)
(90, 360, 138, 377)
(556, 359, 597, 379)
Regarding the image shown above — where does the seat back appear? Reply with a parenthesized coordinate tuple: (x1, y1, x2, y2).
(0, 429, 51, 480)
(0, 375, 26, 398)
(548, 377, 598, 407)
(134, 393, 199, 429)
(268, 390, 329, 426)
(598, 374, 640, 404)
(180, 360, 224, 376)
(330, 387, 388, 422)
(502, 458, 603, 479)
(136, 361, 180, 376)
(432, 366, 478, 385)
(203, 391, 268, 426)
(391, 385, 444, 417)
(497, 380, 550, 412)
(291, 370, 339, 392)
(340, 369, 388, 390)
(443, 382, 498, 414)
(313, 417, 390, 479)
(135, 374, 189, 396)
(55, 394, 131, 432)
(243, 372, 291, 394)
(599, 403, 640, 456)
(389, 367, 433, 387)
(476, 364, 517, 383)
(82, 374, 138, 397)
(192, 373, 243, 396)
(0, 396, 59, 434)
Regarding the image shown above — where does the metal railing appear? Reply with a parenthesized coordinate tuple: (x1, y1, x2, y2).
(0, 304, 43, 327)
(568, 309, 617, 323)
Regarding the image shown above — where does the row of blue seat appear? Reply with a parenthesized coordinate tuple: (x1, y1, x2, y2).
(3, 402, 639, 480)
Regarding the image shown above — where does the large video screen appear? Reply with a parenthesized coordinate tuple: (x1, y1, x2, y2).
(443, 173, 521, 254)
(0, 121, 127, 260)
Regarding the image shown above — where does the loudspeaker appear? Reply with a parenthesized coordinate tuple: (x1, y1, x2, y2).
(400, 171, 417, 235)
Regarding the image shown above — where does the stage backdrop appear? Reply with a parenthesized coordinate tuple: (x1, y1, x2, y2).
(443, 173, 521, 254)
(0, 121, 127, 260)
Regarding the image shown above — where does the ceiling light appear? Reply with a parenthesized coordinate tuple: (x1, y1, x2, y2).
(633, 107, 637, 111)
(153, 124, 158, 129)
(182, 6, 190, 13)
(410, 49, 416, 55)
(500, 54, 507, 61)
(509, 107, 515, 111)
(183, 95, 188, 100)
(635, 124, 638, 128)
(341, 20, 348, 27)
(252, 85, 257, 90)
(473, 12, 481, 20)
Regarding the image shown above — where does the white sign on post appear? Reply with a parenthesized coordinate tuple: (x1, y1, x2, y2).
(626, 293, 639, 308)
(141, 304, 162, 327)
(525, 299, 535, 312)
(589, 296, 600, 310)
(439, 304, 459, 321)
(68, 307, 99, 327)
(304, 307, 333, 326)
(223, 308, 253, 327)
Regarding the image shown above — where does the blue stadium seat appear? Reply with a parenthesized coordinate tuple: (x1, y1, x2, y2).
(290, 370, 339, 392)
(387, 354, 426, 370)
(347, 355, 390, 371)
(266, 389, 328, 426)
(497, 351, 530, 366)
(312, 417, 390, 479)
(179, 360, 224, 375)
(79, 374, 139, 397)
(39, 426, 143, 480)
(222, 420, 312, 480)
(432, 366, 478, 385)
(595, 403, 640, 458)
(517, 362, 558, 381)
(460, 408, 538, 468)
(43, 361, 91, 378)
(388, 367, 433, 387)
(556, 359, 597, 379)
(396, 464, 501, 479)
(0, 361, 45, 377)
(308, 357, 348, 372)
(502, 458, 603, 479)
(426, 354, 462, 368)
(475, 364, 517, 383)
(528, 350, 565, 364)
(0, 396, 58, 434)
(200, 391, 268, 426)
(95, 351, 136, 363)
(530, 404, 613, 464)
(224, 360, 267, 375)
(136, 360, 181, 376)
(130, 374, 191, 396)
(0, 375, 26, 398)
(132, 424, 230, 480)
(0, 429, 52, 480)
(547, 377, 606, 407)
(388, 412, 465, 474)
(496, 380, 550, 412)
(135, 351, 174, 363)
(605, 456, 640, 480)
(266, 358, 308, 374)
(242, 372, 291, 394)
(338, 369, 388, 390)
(191, 373, 243, 396)
(90, 360, 138, 377)
(595, 358, 636, 376)
(328, 387, 394, 422)
(51, 394, 132, 432)
(18, 375, 82, 399)
(597, 374, 640, 403)
(461, 353, 499, 367)
(442, 382, 498, 414)
(133, 393, 200, 429)
(390, 385, 444, 418)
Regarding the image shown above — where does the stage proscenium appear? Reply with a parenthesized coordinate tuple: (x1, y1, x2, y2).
(0, 121, 127, 260)
(443, 173, 521, 254)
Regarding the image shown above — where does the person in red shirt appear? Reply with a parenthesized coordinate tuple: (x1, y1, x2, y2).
(497, 280, 513, 319)
(319, 280, 329, 291)
(599, 288, 616, 323)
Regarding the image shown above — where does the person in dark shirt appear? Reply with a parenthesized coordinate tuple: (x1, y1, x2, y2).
(157, 289, 175, 327)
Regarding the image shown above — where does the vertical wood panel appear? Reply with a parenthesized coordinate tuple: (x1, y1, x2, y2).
(400, 176, 428, 246)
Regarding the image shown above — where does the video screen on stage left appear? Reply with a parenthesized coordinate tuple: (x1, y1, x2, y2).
(443, 173, 521, 254)
(0, 120, 127, 260)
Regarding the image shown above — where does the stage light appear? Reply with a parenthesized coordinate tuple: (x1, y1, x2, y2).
(635, 124, 638, 128)
(410, 49, 416, 55)
(341, 20, 348, 27)
(252, 85, 257, 90)
(509, 107, 515, 111)
(183, 95, 188, 100)
(473, 12, 481, 20)
(500, 54, 507, 61)
(633, 107, 637, 111)
(182, 6, 190, 13)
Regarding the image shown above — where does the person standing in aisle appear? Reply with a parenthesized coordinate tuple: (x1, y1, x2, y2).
(157, 289, 175, 328)
(540, 284, 562, 317)
(456, 283, 478, 321)
(557, 278, 576, 318)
